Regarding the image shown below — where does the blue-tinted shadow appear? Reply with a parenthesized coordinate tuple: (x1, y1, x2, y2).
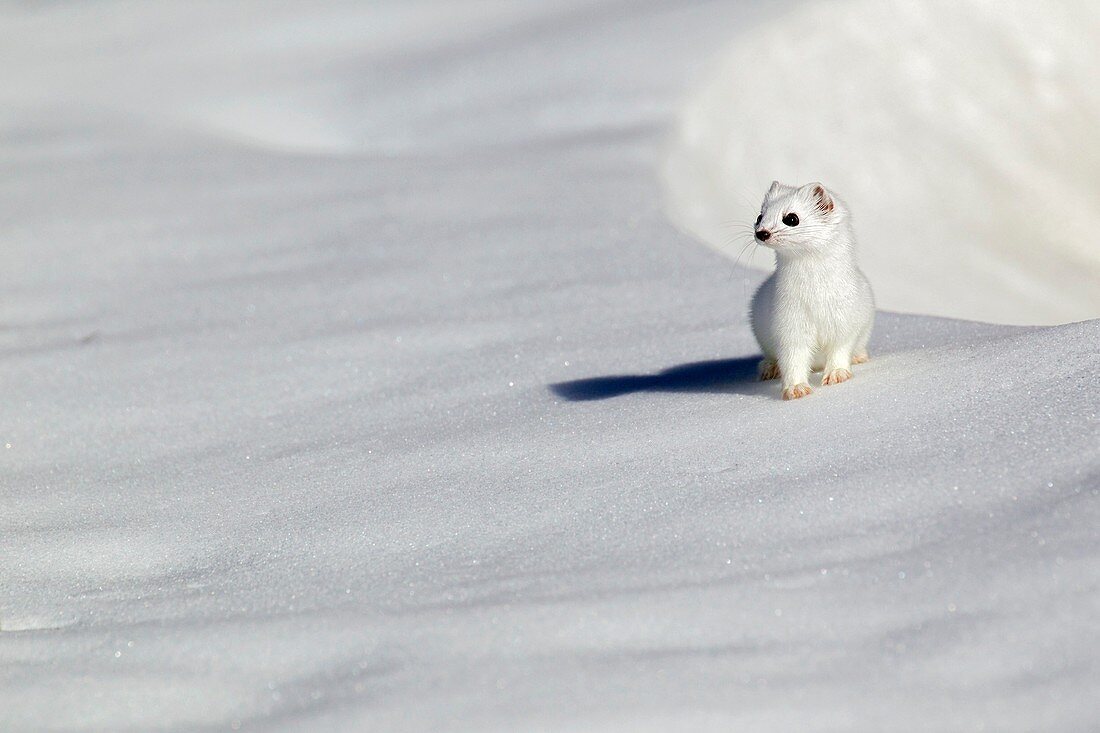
(550, 356, 762, 401)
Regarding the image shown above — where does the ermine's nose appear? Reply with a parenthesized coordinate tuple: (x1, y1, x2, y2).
(755, 229, 771, 242)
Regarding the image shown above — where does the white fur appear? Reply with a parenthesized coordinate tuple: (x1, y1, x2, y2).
(750, 181, 875, 399)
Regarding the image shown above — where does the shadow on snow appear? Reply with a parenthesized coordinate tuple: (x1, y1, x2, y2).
(550, 356, 764, 401)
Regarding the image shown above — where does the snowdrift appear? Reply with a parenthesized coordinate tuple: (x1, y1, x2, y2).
(665, 0, 1100, 326)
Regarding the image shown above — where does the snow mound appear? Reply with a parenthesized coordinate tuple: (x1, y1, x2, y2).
(665, 0, 1100, 326)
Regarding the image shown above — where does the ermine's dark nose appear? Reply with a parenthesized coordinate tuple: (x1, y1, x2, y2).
(755, 229, 770, 242)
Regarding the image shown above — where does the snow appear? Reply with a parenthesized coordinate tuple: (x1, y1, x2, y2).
(1, 2, 1098, 731)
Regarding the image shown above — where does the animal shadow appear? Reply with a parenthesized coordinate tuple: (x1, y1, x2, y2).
(550, 356, 764, 401)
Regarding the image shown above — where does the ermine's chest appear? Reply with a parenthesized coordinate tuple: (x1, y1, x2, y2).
(779, 275, 848, 314)
(775, 274, 857, 337)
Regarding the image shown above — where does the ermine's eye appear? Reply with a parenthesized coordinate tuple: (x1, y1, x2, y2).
(755, 214, 763, 226)
(782, 213, 799, 227)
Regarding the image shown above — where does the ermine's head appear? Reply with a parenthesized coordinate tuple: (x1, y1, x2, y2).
(754, 181, 847, 256)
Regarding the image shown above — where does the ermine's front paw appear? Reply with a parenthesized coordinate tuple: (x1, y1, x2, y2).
(821, 368, 852, 386)
(851, 352, 869, 365)
(782, 383, 813, 400)
(759, 359, 780, 381)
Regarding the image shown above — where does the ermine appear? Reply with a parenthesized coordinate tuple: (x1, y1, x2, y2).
(750, 181, 875, 400)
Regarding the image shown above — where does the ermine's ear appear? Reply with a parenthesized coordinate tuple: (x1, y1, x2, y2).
(768, 180, 782, 195)
(806, 182, 834, 213)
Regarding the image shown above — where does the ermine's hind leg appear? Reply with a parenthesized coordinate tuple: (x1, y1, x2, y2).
(821, 344, 854, 386)
(759, 357, 780, 381)
(852, 326, 871, 364)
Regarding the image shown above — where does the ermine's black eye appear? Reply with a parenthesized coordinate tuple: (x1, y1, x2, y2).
(782, 213, 799, 227)
(755, 214, 763, 226)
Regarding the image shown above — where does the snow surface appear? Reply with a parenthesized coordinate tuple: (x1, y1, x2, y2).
(1, 2, 1098, 731)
